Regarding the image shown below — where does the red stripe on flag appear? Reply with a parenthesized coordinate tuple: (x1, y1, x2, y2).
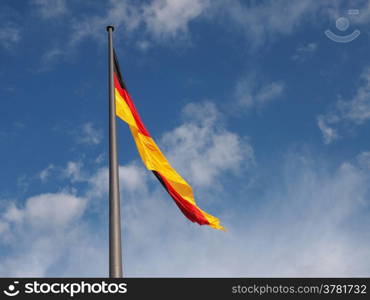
(114, 72, 151, 137)
(154, 171, 211, 226)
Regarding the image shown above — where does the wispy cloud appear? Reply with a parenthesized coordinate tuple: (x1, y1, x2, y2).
(63, 161, 85, 183)
(69, 0, 209, 47)
(35, 0, 209, 70)
(0, 26, 21, 49)
(0, 192, 95, 277)
(357, 151, 370, 170)
(213, 0, 370, 50)
(34, 0, 321, 65)
(16, 174, 29, 193)
(215, 0, 321, 49)
(77, 122, 103, 146)
(234, 75, 284, 110)
(292, 42, 318, 62)
(318, 67, 370, 144)
(123, 155, 370, 277)
(32, 0, 370, 73)
(161, 102, 254, 187)
(317, 115, 339, 145)
(39, 164, 55, 182)
(86, 163, 148, 201)
(32, 0, 68, 19)
(37, 48, 65, 72)
(142, 0, 210, 41)
(68, 0, 141, 46)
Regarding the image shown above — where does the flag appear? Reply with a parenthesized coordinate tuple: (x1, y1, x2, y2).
(113, 51, 224, 231)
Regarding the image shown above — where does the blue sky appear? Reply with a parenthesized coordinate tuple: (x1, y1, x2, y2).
(1, 0, 370, 277)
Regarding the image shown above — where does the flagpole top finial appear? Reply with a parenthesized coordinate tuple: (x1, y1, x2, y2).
(106, 25, 115, 32)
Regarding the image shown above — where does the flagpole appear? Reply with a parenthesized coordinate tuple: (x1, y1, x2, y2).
(107, 25, 123, 278)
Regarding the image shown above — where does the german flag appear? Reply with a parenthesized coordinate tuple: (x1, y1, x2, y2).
(113, 51, 224, 231)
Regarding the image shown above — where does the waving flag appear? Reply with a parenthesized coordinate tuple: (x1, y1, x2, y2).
(113, 51, 224, 230)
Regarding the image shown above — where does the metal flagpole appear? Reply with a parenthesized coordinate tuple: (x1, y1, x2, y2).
(106, 25, 123, 278)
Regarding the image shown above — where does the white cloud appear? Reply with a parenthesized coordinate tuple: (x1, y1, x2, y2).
(235, 75, 284, 110)
(292, 42, 318, 62)
(69, 0, 210, 47)
(0, 193, 86, 231)
(69, 0, 141, 46)
(257, 82, 285, 105)
(38, 48, 65, 72)
(78, 122, 103, 146)
(216, 0, 321, 49)
(33, 0, 370, 68)
(54, 122, 103, 147)
(123, 153, 370, 277)
(3, 203, 23, 223)
(39, 164, 54, 182)
(86, 167, 108, 199)
(13, 121, 25, 129)
(0, 221, 8, 235)
(161, 102, 254, 187)
(16, 174, 29, 193)
(136, 40, 151, 52)
(143, 0, 210, 40)
(354, 5, 370, 25)
(32, 0, 67, 19)
(95, 153, 105, 165)
(0, 192, 92, 276)
(357, 151, 370, 169)
(118, 164, 148, 192)
(338, 68, 370, 124)
(87, 163, 147, 199)
(63, 161, 84, 183)
(318, 67, 370, 144)
(0, 26, 21, 49)
(213, 1, 370, 50)
(24, 193, 86, 228)
(35, 0, 318, 64)
(317, 115, 339, 144)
